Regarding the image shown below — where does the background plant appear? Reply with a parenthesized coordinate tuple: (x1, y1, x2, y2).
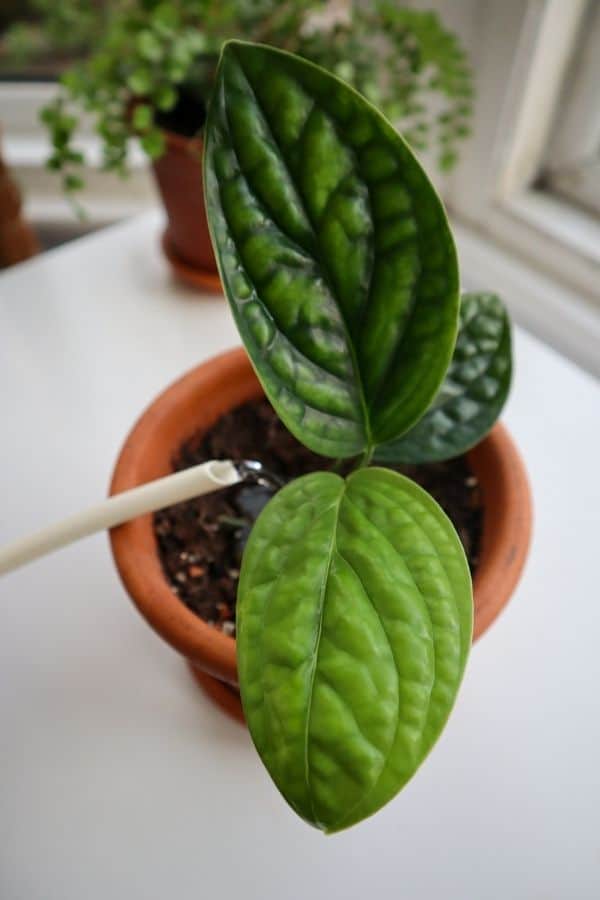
(2, 0, 474, 201)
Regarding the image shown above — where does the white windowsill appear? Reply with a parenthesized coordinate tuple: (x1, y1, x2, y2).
(454, 219, 600, 378)
(1, 82, 156, 226)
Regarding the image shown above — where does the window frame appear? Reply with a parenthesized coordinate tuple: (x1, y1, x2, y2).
(441, 0, 600, 376)
(542, 0, 600, 216)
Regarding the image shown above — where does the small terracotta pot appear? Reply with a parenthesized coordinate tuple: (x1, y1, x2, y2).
(151, 129, 221, 293)
(0, 138, 39, 268)
(110, 348, 532, 719)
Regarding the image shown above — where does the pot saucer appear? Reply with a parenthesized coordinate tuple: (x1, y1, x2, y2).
(189, 664, 244, 723)
(161, 230, 222, 294)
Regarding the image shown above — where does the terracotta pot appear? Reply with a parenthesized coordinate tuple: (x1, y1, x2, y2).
(151, 129, 221, 292)
(110, 347, 532, 720)
(0, 138, 39, 268)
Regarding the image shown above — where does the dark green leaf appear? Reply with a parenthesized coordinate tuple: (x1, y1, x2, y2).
(237, 467, 472, 832)
(375, 292, 512, 464)
(39, 105, 59, 126)
(64, 174, 84, 192)
(46, 154, 63, 171)
(439, 150, 458, 171)
(204, 41, 459, 459)
(64, 149, 85, 165)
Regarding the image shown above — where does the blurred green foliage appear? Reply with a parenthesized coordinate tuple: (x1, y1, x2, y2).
(2, 1, 474, 198)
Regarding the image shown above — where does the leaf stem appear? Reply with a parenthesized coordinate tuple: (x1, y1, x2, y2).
(357, 445, 374, 469)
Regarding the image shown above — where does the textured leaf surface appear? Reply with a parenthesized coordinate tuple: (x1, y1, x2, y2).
(204, 40, 459, 458)
(375, 292, 512, 464)
(237, 468, 472, 832)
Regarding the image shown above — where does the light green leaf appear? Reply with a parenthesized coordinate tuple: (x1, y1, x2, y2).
(204, 41, 459, 459)
(154, 84, 177, 111)
(181, 30, 207, 54)
(375, 292, 512, 463)
(237, 468, 472, 832)
(132, 103, 153, 131)
(151, 2, 179, 34)
(140, 129, 165, 159)
(136, 30, 163, 63)
(127, 68, 152, 96)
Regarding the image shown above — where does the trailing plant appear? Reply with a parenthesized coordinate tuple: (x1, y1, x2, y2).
(1, 0, 100, 66)
(3, 0, 473, 199)
(204, 41, 511, 831)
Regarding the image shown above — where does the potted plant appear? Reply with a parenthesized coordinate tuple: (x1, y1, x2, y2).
(3, 1, 473, 288)
(110, 41, 531, 832)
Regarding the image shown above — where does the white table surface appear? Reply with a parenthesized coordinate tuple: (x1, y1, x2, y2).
(1, 212, 599, 900)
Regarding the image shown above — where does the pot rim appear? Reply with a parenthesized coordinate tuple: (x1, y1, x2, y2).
(110, 348, 253, 685)
(468, 422, 533, 639)
(109, 347, 532, 684)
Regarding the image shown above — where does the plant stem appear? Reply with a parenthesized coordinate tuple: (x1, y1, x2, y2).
(358, 445, 374, 468)
(330, 443, 374, 477)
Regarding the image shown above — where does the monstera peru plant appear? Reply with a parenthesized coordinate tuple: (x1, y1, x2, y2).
(201, 40, 512, 833)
